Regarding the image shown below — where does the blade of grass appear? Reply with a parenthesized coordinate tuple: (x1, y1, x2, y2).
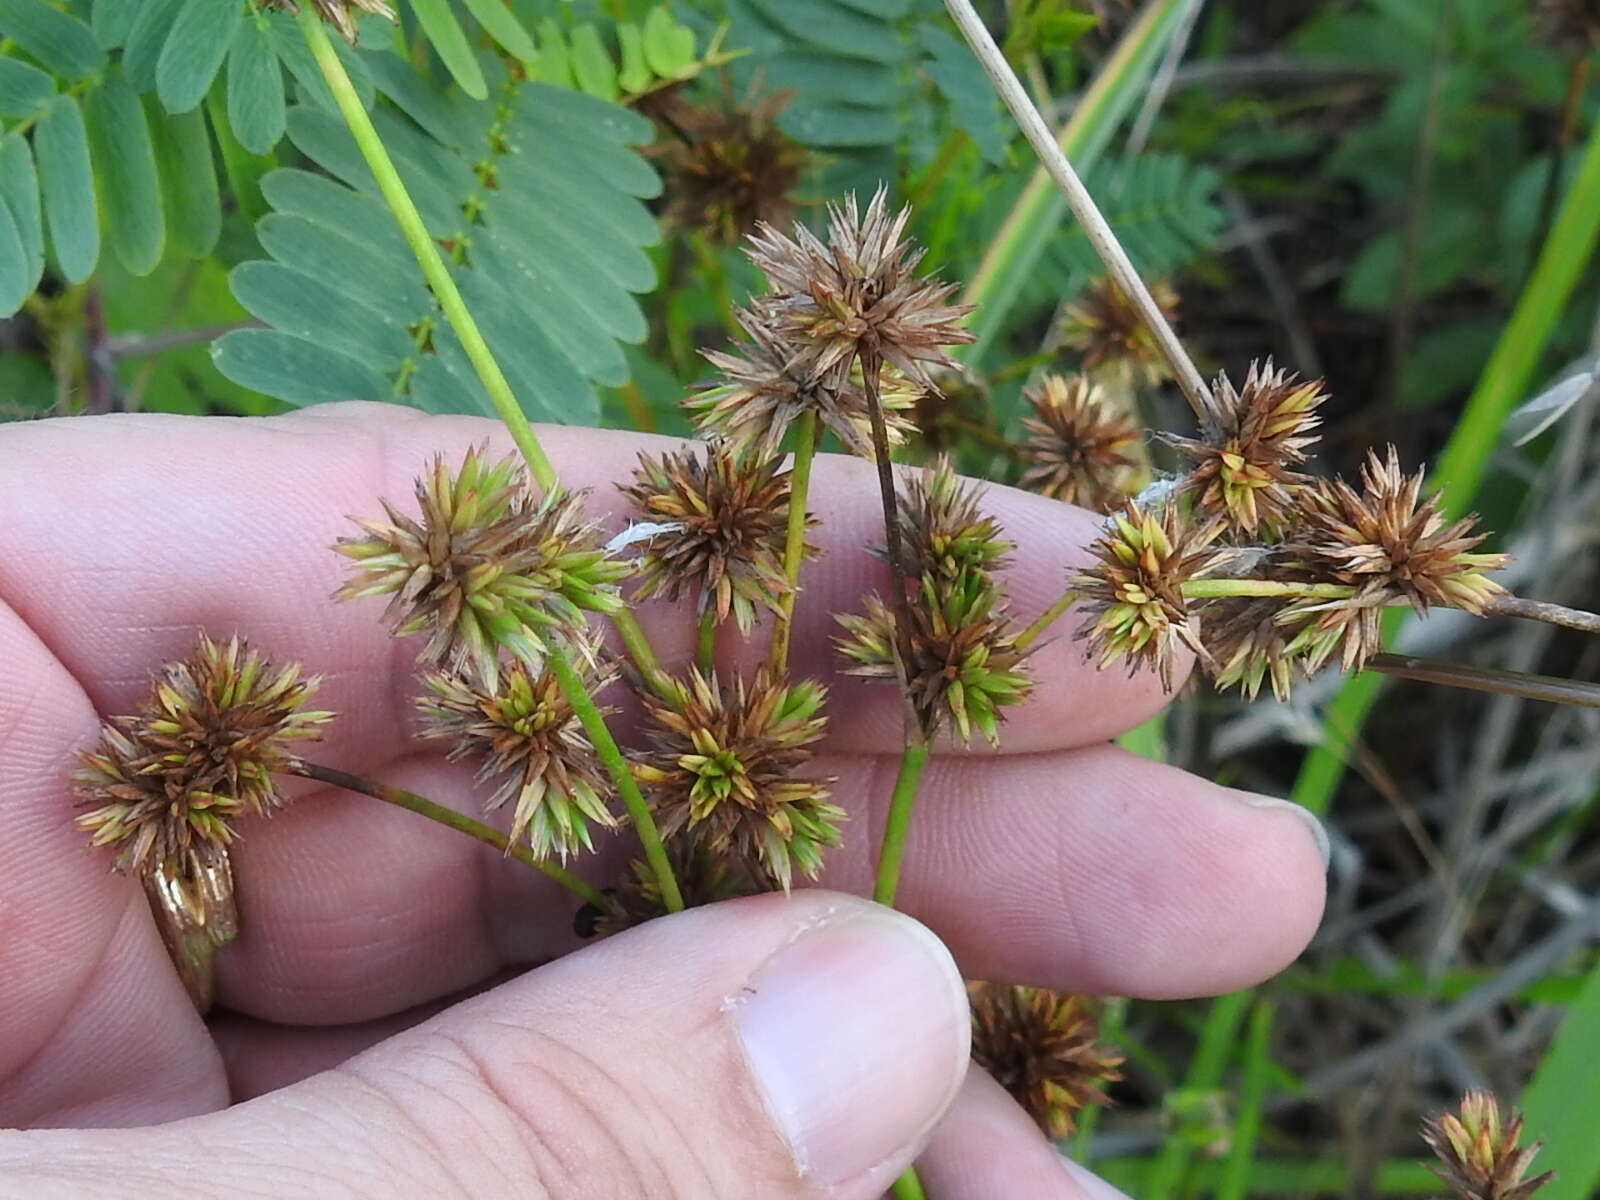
(959, 0, 1198, 370)
(1215, 1000, 1273, 1200)
(1515, 947, 1600, 1200)
(1143, 989, 1250, 1199)
(1290, 108, 1600, 818)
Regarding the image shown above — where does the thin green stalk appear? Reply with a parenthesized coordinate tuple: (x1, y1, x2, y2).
(611, 608, 674, 701)
(890, 1167, 928, 1200)
(696, 608, 716, 676)
(284, 759, 611, 911)
(1216, 1000, 1274, 1200)
(1290, 107, 1600, 818)
(297, 9, 555, 490)
(298, 12, 683, 909)
(959, 0, 1198, 368)
(1015, 588, 1078, 652)
(547, 648, 684, 913)
(1144, 989, 1249, 1200)
(872, 743, 933, 907)
(1180, 578, 1354, 601)
(769, 410, 818, 672)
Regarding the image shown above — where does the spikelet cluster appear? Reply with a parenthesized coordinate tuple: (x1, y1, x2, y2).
(1019, 372, 1142, 512)
(1421, 1091, 1553, 1200)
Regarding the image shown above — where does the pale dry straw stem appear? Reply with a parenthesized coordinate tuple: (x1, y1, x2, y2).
(942, 0, 1213, 420)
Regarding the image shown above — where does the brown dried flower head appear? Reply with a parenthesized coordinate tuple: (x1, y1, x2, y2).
(1075, 502, 1224, 691)
(1535, 0, 1600, 50)
(74, 635, 332, 876)
(577, 832, 763, 938)
(334, 448, 629, 684)
(258, 0, 394, 44)
(619, 439, 810, 632)
(648, 89, 810, 246)
(1060, 276, 1179, 387)
(837, 573, 1033, 745)
(1170, 360, 1327, 536)
(633, 668, 843, 891)
(693, 312, 918, 461)
(1019, 372, 1142, 511)
(417, 655, 616, 862)
(745, 186, 975, 391)
(969, 983, 1124, 1139)
(1421, 1090, 1553, 1200)
(1281, 447, 1508, 673)
(1202, 592, 1302, 702)
(896, 458, 1013, 584)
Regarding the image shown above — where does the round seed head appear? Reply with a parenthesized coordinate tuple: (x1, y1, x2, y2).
(632, 668, 843, 891)
(618, 439, 809, 632)
(894, 458, 1013, 584)
(1019, 372, 1143, 511)
(417, 653, 617, 862)
(968, 983, 1124, 1139)
(1421, 1090, 1553, 1200)
(74, 635, 332, 876)
(578, 831, 764, 939)
(1060, 276, 1180, 388)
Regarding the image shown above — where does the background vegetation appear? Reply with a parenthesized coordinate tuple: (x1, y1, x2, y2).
(2, 0, 1598, 1195)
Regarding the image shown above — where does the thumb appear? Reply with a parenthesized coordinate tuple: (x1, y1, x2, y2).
(7, 892, 971, 1200)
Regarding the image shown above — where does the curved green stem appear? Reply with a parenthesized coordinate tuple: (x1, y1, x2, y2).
(297, 9, 555, 490)
(283, 759, 611, 910)
(769, 411, 818, 673)
(1015, 589, 1079, 653)
(872, 742, 933, 907)
(547, 648, 684, 912)
(1180, 578, 1356, 600)
(612, 607, 674, 701)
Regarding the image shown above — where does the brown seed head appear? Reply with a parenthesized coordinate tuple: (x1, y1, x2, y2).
(969, 983, 1124, 1139)
(648, 89, 810, 246)
(693, 312, 918, 460)
(619, 440, 810, 632)
(334, 447, 630, 684)
(1535, 0, 1600, 50)
(1060, 276, 1179, 387)
(1075, 503, 1224, 691)
(1019, 372, 1142, 511)
(74, 635, 332, 876)
(417, 654, 616, 862)
(632, 668, 842, 891)
(837, 573, 1034, 745)
(258, 0, 395, 43)
(1170, 360, 1327, 536)
(579, 832, 765, 938)
(1421, 1090, 1554, 1200)
(744, 186, 974, 391)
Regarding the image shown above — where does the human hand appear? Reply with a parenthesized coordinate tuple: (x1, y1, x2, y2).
(0, 404, 1326, 1198)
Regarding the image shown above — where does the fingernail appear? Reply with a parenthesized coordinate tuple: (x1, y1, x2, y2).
(1237, 792, 1330, 868)
(1060, 1156, 1133, 1198)
(734, 908, 969, 1188)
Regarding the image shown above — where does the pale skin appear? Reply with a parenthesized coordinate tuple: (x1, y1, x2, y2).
(0, 404, 1326, 1198)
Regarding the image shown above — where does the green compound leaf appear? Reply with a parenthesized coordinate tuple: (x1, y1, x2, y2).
(32, 93, 98, 283)
(226, 15, 287, 154)
(409, 0, 487, 99)
(0, 56, 54, 120)
(157, 0, 244, 114)
(0, 134, 44, 297)
(0, 0, 105, 80)
(83, 66, 166, 276)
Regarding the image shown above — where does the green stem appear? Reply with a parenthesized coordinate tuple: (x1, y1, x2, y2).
(890, 1167, 929, 1200)
(696, 608, 716, 675)
(546, 647, 684, 913)
(872, 742, 933, 907)
(1015, 589, 1078, 652)
(612, 607, 674, 701)
(1180, 578, 1355, 600)
(1289, 107, 1600, 818)
(769, 411, 818, 673)
(284, 759, 611, 911)
(297, 9, 555, 490)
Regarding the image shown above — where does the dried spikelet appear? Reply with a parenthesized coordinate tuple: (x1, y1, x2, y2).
(334, 447, 630, 684)
(1421, 1090, 1553, 1200)
(969, 983, 1124, 1139)
(647, 89, 810, 245)
(258, 0, 394, 44)
(74, 634, 332, 876)
(895, 458, 1013, 584)
(1019, 372, 1142, 511)
(744, 186, 974, 391)
(633, 668, 842, 891)
(1170, 360, 1327, 536)
(618, 439, 809, 632)
(1281, 447, 1508, 673)
(693, 312, 918, 460)
(576, 832, 764, 938)
(1060, 276, 1179, 388)
(837, 573, 1033, 746)
(1074, 503, 1224, 691)
(416, 654, 616, 862)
